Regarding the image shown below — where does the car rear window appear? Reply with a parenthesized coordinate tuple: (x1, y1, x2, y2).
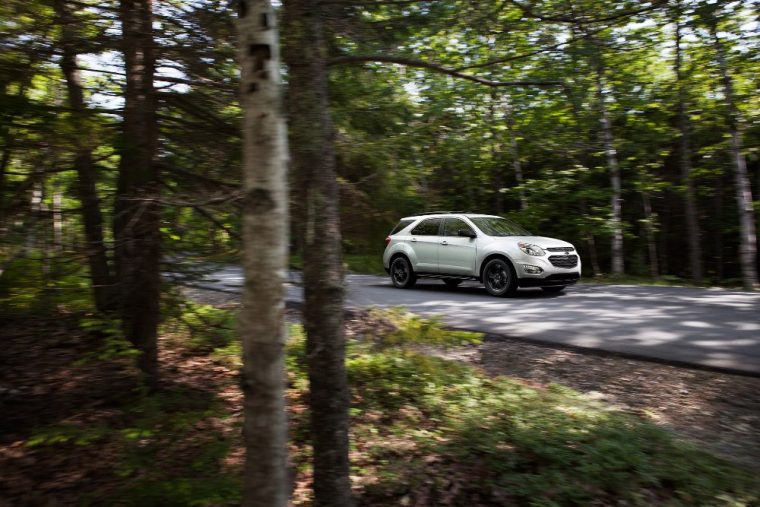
(389, 219, 414, 235)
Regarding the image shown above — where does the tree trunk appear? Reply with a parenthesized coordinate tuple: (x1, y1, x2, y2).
(503, 96, 526, 210)
(282, 1, 354, 505)
(489, 91, 503, 214)
(54, 0, 116, 312)
(237, 1, 290, 505)
(593, 58, 624, 276)
(642, 191, 658, 278)
(674, 8, 703, 284)
(0, 130, 11, 212)
(710, 24, 757, 290)
(581, 199, 601, 276)
(114, 0, 161, 388)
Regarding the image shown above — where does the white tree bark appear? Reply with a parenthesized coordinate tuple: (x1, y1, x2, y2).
(594, 63, 624, 276)
(503, 96, 527, 210)
(237, 1, 290, 505)
(710, 25, 757, 291)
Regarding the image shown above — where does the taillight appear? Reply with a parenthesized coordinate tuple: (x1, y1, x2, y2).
(385, 236, 391, 247)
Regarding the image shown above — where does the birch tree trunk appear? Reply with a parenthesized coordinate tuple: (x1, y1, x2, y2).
(237, 1, 290, 505)
(594, 58, 624, 275)
(489, 91, 503, 214)
(54, 0, 116, 312)
(503, 96, 526, 210)
(114, 0, 161, 387)
(282, 1, 354, 505)
(674, 7, 703, 284)
(709, 24, 757, 290)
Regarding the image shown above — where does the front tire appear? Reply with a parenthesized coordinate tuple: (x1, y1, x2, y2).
(541, 286, 566, 294)
(390, 256, 417, 289)
(443, 278, 462, 288)
(482, 258, 517, 297)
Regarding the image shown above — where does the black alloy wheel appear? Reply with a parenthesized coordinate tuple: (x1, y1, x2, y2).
(483, 258, 517, 297)
(390, 257, 417, 288)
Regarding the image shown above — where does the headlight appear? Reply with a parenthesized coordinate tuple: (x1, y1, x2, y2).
(518, 242, 545, 256)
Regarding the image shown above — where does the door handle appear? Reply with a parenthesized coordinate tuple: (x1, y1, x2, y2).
(411, 237, 417, 242)
(440, 240, 448, 246)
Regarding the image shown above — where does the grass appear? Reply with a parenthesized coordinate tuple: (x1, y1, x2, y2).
(8, 307, 759, 506)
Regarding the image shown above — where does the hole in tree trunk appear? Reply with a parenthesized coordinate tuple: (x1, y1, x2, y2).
(238, 0, 247, 18)
(260, 12, 269, 28)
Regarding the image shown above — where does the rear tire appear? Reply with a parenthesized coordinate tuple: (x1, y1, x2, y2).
(482, 258, 517, 297)
(443, 278, 462, 288)
(390, 256, 417, 289)
(541, 286, 566, 293)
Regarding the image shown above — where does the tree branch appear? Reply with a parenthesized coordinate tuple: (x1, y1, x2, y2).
(327, 55, 562, 87)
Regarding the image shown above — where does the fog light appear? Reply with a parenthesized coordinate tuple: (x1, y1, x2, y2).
(522, 264, 543, 274)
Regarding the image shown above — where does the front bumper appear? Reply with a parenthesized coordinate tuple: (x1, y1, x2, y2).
(513, 252, 582, 287)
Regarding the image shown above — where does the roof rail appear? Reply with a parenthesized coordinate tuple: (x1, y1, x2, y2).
(416, 211, 471, 216)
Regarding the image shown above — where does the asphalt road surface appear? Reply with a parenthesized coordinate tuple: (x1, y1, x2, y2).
(200, 267, 760, 375)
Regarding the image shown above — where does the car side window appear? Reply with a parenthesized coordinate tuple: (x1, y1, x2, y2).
(443, 218, 475, 237)
(410, 218, 442, 236)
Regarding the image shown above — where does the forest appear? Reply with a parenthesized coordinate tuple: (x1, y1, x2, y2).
(1, 0, 759, 505)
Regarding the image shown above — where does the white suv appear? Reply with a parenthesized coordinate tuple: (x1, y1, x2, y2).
(382, 212, 581, 296)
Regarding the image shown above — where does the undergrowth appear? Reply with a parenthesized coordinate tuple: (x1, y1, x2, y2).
(12, 308, 759, 506)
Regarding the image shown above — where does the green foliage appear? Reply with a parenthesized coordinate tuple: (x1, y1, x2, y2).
(0, 253, 93, 316)
(291, 253, 387, 275)
(367, 307, 483, 348)
(26, 424, 110, 448)
(74, 315, 139, 365)
(113, 390, 237, 507)
(344, 254, 387, 276)
(116, 475, 241, 507)
(348, 346, 759, 505)
(166, 302, 237, 354)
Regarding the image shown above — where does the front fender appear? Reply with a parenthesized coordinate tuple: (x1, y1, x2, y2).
(475, 240, 520, 276)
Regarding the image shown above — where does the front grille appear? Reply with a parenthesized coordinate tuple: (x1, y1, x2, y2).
(547, 247, 574, 253)
(548, 254, 578, 268)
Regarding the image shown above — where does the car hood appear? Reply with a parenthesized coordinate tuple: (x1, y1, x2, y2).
(494, 236, 575, 249)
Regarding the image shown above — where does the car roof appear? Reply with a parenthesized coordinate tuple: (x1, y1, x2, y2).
(400, 213, 500, 220)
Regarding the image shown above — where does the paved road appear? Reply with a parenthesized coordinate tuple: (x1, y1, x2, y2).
(200, 267, 760, 375)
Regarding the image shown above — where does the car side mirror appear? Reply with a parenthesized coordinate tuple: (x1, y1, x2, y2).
(458, 229, 476, 238)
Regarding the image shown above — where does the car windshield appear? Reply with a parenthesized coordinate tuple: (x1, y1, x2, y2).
(469, 217, 531, 236)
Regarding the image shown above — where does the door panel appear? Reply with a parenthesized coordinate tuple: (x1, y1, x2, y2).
(439, 218, 477, 275)
(409, 218, 442, 273)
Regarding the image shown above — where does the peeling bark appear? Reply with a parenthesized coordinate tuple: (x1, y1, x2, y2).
(237, 0, 290, 505)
